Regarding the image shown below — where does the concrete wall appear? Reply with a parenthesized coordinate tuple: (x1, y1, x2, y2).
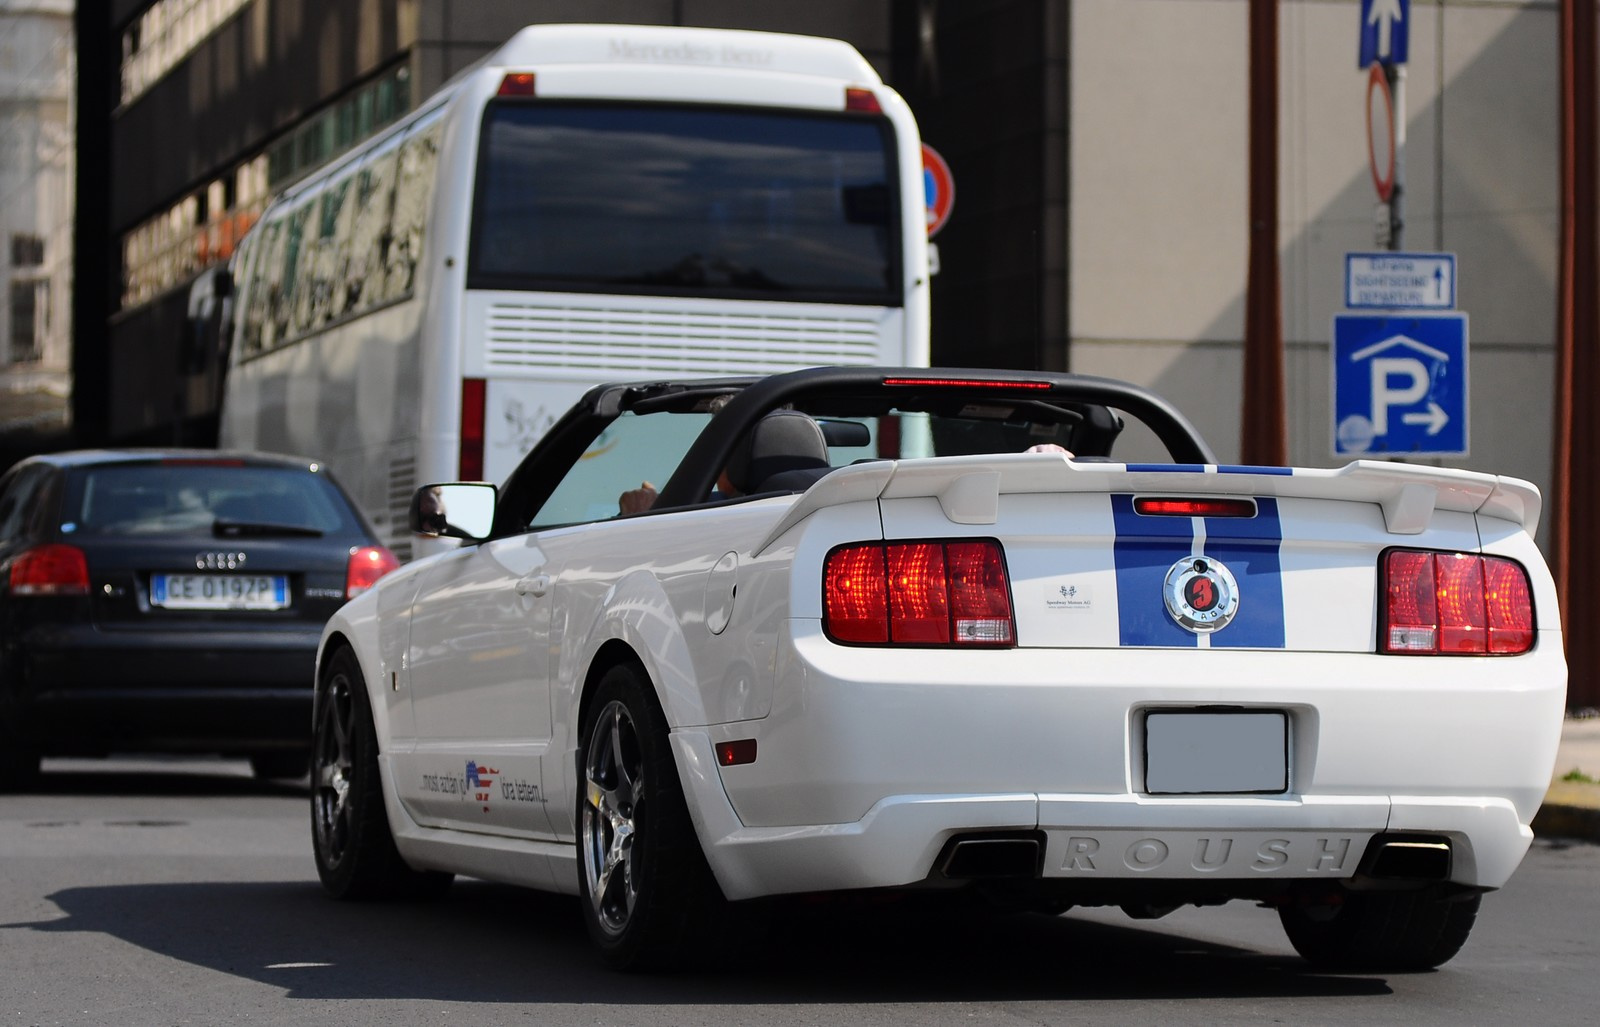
(1069, 0, 1560, 537)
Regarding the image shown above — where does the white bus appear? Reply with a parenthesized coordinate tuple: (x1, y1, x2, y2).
(215, 23, 930, 559)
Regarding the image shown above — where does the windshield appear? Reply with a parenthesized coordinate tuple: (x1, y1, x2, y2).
(468, 102, 900, 304)
(62, 464, 359, 538)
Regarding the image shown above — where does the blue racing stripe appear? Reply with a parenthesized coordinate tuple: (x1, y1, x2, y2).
(1215, 465, 1294, 476)
(1112, 494, 1288, 649)
(1204, 496, 1285, 648)
(1112, 494, 1199, 647)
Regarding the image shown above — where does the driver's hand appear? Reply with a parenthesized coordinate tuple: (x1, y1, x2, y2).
(619, 482, 658, 515)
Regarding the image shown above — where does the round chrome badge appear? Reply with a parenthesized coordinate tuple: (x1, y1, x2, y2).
(1162, 557, 1240, 633)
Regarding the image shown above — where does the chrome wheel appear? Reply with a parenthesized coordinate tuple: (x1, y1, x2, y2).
(312, 669, 356, 868)
(582, 699, 644, 937)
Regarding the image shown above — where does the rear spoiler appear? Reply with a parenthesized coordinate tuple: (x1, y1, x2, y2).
(754, 456, 1541, 556)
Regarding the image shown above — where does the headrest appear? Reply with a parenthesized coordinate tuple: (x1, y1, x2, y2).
(723, 410, 830, 495)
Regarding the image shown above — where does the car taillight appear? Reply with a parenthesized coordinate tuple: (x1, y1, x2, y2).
(346, 545, 400, 599)
(1380, 549, 1535, 655)
(9, 543, 89, 596)
(823, 539, 1014, 646)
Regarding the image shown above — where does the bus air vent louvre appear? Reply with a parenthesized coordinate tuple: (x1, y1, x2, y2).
(482, 299, 885, 376)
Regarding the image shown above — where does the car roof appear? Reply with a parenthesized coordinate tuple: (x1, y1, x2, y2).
(12, 448, 329, 473)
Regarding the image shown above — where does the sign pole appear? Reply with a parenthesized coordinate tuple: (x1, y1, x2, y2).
(1388, 62, 1406, 250)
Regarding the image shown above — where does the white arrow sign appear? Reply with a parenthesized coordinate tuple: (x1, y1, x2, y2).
(1368, 0, 1404, 60)
(1401, 400, 1449, 436)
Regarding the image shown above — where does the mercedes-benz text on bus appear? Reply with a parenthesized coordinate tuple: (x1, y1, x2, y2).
(215, 23, 930, 558)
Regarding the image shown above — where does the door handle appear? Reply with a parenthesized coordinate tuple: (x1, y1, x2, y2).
(516, 573, 551, 597)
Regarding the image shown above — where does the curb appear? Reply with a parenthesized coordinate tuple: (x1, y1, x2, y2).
(1534, 801, 1600, 842)
(1533, 778, 1600, 843)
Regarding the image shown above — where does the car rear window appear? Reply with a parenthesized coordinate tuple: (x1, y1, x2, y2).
(61, 464, 358, 537)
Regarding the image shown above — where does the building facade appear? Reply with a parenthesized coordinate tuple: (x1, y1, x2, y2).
(0, 0, 73, 455)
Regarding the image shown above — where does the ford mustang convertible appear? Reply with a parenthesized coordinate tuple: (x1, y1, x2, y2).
(309, 366, 1566, 971)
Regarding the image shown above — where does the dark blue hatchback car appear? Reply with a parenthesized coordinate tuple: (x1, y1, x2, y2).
(0, 449, 398, 788)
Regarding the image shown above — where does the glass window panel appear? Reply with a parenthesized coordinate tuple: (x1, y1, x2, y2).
(469, 103, 898, 304)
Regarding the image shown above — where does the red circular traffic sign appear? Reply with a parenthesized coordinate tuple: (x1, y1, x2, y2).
(922, 143, 955, 237)
(1366, 62, 1396, 203)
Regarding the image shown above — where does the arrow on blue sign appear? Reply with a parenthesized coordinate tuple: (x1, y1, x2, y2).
(1359, 0, 1409, 68)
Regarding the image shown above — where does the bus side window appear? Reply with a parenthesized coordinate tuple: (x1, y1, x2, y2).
(350, 146, 399, 312)
(385, 119, 443, 303)
(275, 201, 314, 345)
(242, 218, 284, 356)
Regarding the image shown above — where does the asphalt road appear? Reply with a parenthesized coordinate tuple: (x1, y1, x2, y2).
(3, 757, 1598, 1026)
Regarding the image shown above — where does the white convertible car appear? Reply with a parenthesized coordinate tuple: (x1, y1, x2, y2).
(310, 366, 1566, 971)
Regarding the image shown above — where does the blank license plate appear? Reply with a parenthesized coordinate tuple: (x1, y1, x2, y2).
(151, 573, 289, 610)
(1144, 710, 1287, 795)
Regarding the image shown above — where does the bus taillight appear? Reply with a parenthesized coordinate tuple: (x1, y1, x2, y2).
(460, 378, 486, 481)
(844, 87, 882, 113)
(498, 73, 536, 97)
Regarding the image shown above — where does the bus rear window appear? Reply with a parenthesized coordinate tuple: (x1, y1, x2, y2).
(468, 102, 900, 304)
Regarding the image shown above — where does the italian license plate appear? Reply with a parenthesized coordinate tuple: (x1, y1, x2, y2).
(150, 573, 289, 610)
(1144, 710, 1288, 795)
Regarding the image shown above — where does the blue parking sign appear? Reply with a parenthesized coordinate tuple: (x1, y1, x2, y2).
(1333, 313, 1468, 457)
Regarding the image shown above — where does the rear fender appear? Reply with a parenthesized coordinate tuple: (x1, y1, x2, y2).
(563, 569, 706, 731)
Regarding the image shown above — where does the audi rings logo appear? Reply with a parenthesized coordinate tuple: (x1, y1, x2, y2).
(195, 551, 247, 570)
(1162, 557, 1239, 633)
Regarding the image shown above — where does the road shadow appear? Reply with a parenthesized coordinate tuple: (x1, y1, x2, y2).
(1, 879, 1393, 1004)
(24, 757, 307, 799)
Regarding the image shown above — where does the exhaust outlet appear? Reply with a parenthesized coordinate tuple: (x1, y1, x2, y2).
(939, 835, 1042, 879)
(1366, 838, 1452, 881)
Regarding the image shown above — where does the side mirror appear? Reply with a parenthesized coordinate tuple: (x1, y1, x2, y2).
(410, 483, 496, 541)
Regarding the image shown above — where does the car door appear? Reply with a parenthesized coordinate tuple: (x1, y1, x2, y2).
(392, 532, 557, 837)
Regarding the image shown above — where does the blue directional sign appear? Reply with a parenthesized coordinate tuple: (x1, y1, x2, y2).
(1359, 0, 1409, 68)
(1333, 313, 1468, 457)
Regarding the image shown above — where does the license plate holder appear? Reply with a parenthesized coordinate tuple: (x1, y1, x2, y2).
(150, 573, 290, 611)
(1144, 710, 1288, 795)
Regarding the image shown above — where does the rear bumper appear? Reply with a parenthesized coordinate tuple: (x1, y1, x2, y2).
(676, 730, 1533, 902)
(673, 622, 1565, 902)
(9, 622, 319, 754)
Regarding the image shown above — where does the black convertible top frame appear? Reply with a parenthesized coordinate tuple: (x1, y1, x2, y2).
(495, 366, 1216, 532)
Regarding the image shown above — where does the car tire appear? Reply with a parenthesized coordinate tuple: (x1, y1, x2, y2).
(250, 750, 309, 780)
(0, 663, 40, 792)
(578, 663, 724, 970)
(310, 646, 452, 900)
(0, 731, 39, 792)
(1278, 889, 1481, 970)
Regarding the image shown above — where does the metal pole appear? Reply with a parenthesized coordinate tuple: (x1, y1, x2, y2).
(1387, 62, 1405, 250)
(1554, 0, 1598, 711)
(1242, 0, 1287, 466)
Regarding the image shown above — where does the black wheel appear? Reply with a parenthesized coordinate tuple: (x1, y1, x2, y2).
(578, 663, 723, 970)
(0, 661, 40, 793)
(250, 749, 309, 780)
(311, 646, 452, 899)
(0, 731, 39, 792)
(1279, 889, 1481, 971)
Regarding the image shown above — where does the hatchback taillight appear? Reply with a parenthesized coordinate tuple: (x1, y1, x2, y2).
(9, 543, 89, 596)
(1380, 549, 1534, 655)
(346, 545, 400, 599)
(823, 539, 1015, 646)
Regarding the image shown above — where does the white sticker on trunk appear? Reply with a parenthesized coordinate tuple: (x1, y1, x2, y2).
(1043, 581, 1094, 612)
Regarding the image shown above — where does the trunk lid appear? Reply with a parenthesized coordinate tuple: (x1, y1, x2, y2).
(773, 456, 1550, 653)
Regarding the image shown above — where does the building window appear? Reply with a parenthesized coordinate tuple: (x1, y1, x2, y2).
(11, 234, 44, 268)
(9, 280, 46, 363)
(121, 0, 253, 107)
